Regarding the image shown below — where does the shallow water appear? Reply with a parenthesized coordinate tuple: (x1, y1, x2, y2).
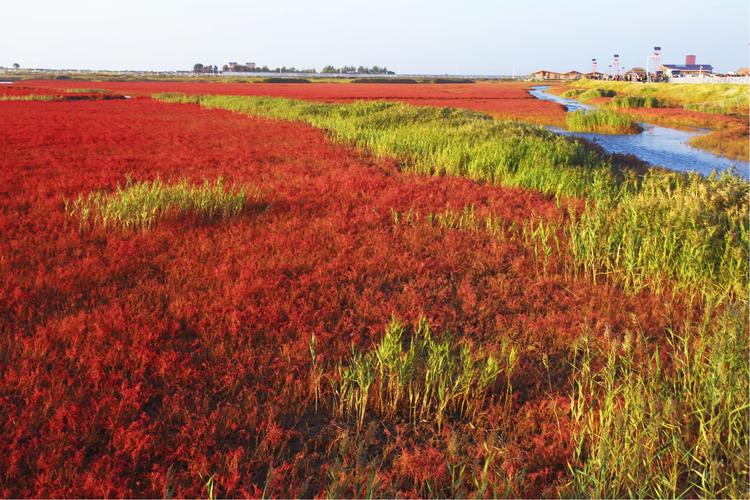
(530, 86, 749, 179)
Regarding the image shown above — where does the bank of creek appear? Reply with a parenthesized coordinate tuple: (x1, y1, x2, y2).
(530, 85, 749, 179)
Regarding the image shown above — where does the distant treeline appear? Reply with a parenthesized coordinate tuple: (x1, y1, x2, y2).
(320, 65, 394, 75)
(192, 63, 394, 75)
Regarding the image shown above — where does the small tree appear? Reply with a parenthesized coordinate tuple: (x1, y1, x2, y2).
(193, 63, 204, 73)
(12, 63, 20, 70)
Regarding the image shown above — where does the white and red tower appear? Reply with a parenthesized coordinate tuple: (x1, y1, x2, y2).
(592, 58, 597, 76)
(613, 54, 620, 79)
(653, 46, 661, 79)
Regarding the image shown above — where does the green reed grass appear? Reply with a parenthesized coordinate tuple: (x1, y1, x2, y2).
(154, 92, 622, 201)
(66, 177, 251, 230)
(568, 170, 749, 300)
(568, 303, 749, 498)
(566, 109, 642, 134)
(155, 92, 201, 104)
(0, 94, 57, 101)
(426, 205, 478, 231)
(683, 94, 750, 115)
(564, 88, 617, 101)
(152, 92, 749, 496)
(333, 317, 517, 429)
(611, 95, 661, 108)
(63, 88, 111, 94)
(153, 93, 748, 301)
(568, 80, 749, 116)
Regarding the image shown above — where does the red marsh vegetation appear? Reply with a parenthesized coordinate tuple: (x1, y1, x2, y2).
(18, 79, 568, 126)
(0, 97, 680, 497)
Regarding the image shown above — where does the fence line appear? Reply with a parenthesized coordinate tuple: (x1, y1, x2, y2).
(669, 75, 750, 84)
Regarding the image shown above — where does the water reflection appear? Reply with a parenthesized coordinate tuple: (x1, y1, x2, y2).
(530, 86, 749, 179)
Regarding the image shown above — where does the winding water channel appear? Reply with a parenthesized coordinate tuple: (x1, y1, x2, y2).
(530, 86, 749, 179)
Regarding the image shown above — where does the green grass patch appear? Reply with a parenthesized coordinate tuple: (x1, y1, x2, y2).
(331, 317, 517, 429)
(563, 88, 616, 100)
(568, 80, 749, 116)
(566, 109, 642, 134)
(64, 88, 111, 94)
(611, 95, 661, 108)
(153, 93, 748, 303)
(0, 93, 57, 101)
(568, 170, 748, 300)
(153, 93, 622, 200)
(66, 177, 253, 230)
(154, 92, 201, 104)
(569, 302, 749, 498)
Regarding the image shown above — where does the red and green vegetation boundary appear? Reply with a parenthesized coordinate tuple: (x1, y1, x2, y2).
(11, 79, 570, 126)
(0, 87, 747, 497)
(553, 80, 750, 161)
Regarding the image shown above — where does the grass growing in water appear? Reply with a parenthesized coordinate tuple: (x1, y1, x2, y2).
(66, 177, 252, 230)
(332, 317, 517, 429)
(569, 303, 749, 498)
(563, 88, 616, 100)
(566, 109, 642, 134)
(611, 95, 661, 108)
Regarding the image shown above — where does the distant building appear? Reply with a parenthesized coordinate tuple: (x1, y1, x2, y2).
(562, 70, 583, 80)
(662, 55, 713, 78)
(583, 71, 605, 80)
(624, 67, 647, 81)
(245, 62, 256, 70)
(227, 62, 238, 70)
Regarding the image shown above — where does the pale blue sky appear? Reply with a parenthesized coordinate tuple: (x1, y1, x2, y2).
(4, 0, 748, 74)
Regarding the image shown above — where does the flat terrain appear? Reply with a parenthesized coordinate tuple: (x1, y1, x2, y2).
(11, 79, 569, 126)
(0, 82, 747, 497)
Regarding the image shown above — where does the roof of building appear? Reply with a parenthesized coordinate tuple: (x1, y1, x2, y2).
(663, 64, 714, 71)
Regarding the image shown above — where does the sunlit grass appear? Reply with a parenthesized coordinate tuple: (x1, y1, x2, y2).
(154, 93, 749, 304)
(0, 93, 57, 101)
(689, 125, 750, 162)
(611, 95, 661, 108)
(566, 109, 642, 134)
(568, 303, 749, 498)
(563, 88, 616, 100)
(568, 170, 748, 301)
(569, 79, 749, 116)
(331, 317, 517, 429)
(155, 93, 625, 200)
(66, 176, 253, 230)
